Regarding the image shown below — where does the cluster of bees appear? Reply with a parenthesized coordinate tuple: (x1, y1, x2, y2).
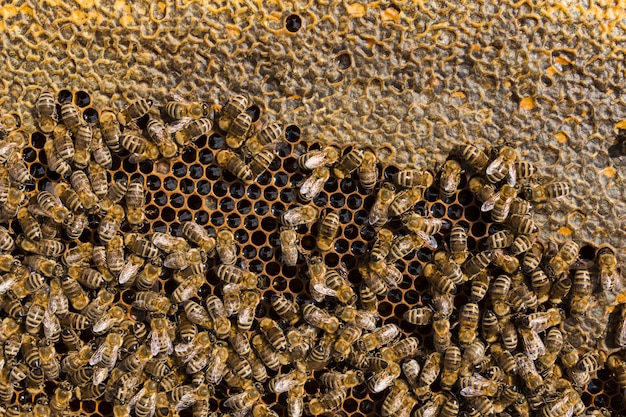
(0, 88, 621, 417)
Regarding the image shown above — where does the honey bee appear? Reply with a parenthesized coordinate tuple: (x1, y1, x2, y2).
(92, 305, 126, 335)
(223, 384, 261, 413)
(287, 384, 305, 417)
(216, 229, 237, 265)
(215, 149, 254, 184)
(50, 382, 73, 415)
(356, 323, 399, 351)
(218, 94, 248, 132)
(388, 187, 423, 217)
(279, 227, 299, 267)
(403, 306, 433, 326)
(440, 159, 462, 197)
(269, 294, 299, 325)
(357, 149, 378, 193)
(438, 345, 462, 390)
(221, 283, 242, 317)
(99, 109, 122, 152)
(60, 102, 81, 133)
(148, 315, 174, 356)
(246, 147, 274, 179)
(298, 145, 341, 171)
(125, 179, 146, 227)
(483, 184, 517, 223)
(460, 339, 486, 376)
(515, 352, 543, 390)
(120, 131, 159, 160)
(244, 121, 283, 156)
(226, 111, 253, 149)
(53, 124, 75, 164)
(68, 171, 99, 211)
(547, 240, 579, 278)
(490, 248, 518, 274)
(238, 290, 260, 331)
(597, 246, 618, 291)
(118, 98, 152, 126)
(523, 181, 571, 203)
(507, 214, 539, 235)
(331, 324, 362, 361)
(368, 182, 396, 226)
(458, 302, 480, 348)
(281, 205, 319, 226)
(174, 118, 213, 147)
(307, 388, 348, 415)
(298, 166, 329, 203)
(486, 145, 518, 185)
(362, 259, 402, 293)
(90, 127, 113, 170)
(414, 351, 442, 400)
(394, 168, 435, 189)
(445, 225, 468, 264)
(333, 147, 364, 179)
(433, 317, 452, 353)
(403, 212, 446, 236)
(73, 123, 93, 168)
(381, 336, 420, 362)
(18, 235, 66, 257)
(16, 207, 41, 243)
(606, 354, 626, 388)
(216, 264, 257, 289)
(459, 373, 500, 397)
(87, 161, 108, 199)
(182, 299, 212, 331)
(381, 379, 410, 416)
(36, 90, 58, 133)
(423, 263, 456, 294)
(5, 150, 32, 186)
(302, 303, 340, 333)
(144, 118, 177, 159)
(251, 333, 281, 371)
(456, 144, 489, 171)
(510, 233, 536, 256)
(165, 96, 208, 120)
(468, 175, 496, 204)
(315, 211, 340, 251)
(90, 330, 124, 384)
(181, 222, 216, 254)
(268, 368, 308, 393)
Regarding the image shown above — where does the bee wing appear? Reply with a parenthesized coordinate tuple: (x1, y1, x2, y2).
(167, 117, 192, 134)
(174, 392, 198, 411)
(481, 192, 501, 212)
(459, 386, 485, 397)
(0, 274, 17, 294)
(92, 366, 109, 386)
(506, 162, 517, 187)
(43, 310, 61, 340)
(601, 271, 618, 291)
(485, 156, 504, 175)
(92, 315, 113, 334)
(89, 342, 107, 366)
(170, 93, 186, 103)
(417, 231, 438, 250)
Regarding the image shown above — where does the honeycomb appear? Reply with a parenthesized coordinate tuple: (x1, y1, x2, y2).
(0, 0, 625, 416)
(0, 87, 622, 416)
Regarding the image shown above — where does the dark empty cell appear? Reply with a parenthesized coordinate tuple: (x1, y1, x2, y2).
(261, 217, 277, 232)
(228, 183, 244, 199)
(226, 214, 241, 228)
(441, 194, 456, 205)
(145, 205, 160, 220)
(257, 171, 272, 185)
(423, 187, 439, 202)
(360, 226, 375, 241)
(254, 201, 269, 215)
(413, 201, 428, 216)
(271, 203, 285, 217)
(481, 210, 492, 223)
(471, 222, 486, 237)
(248, 230, 265, 246)
(194, 180, 211, 196)
(272, 172, 287, 187)
(417, 248, 432, 262)
(213, 181, 228, 197)
(404, 290, 420, 304)
(234, 229, 249, 244)
(351, 241, 367, 256)
(324, 177, 338, 192)
(343, 224, 357, 239)
(237, 200, 252, 215)
(23, 147, 36, 162)
(170, 194, 185, 208)
(179, 178, 194, 194)
(383, 166, 399, 181)
(259, 246, 274, 262)
(161, 207, 175, 222)
(194, 211, 208, 224)
(163, 176, 177, 191)
(246, 184, 261, 199)
(31, 131, 47, 149)
(186, 195, 202, 210)
(122, 158, 137, 173)
(275, 142, 291, 158)
(283, 157, 298, 173)
(323, 253, 338, 268)
(347, 194, 362, 209)
(209, 134, 225, 149)
(594, 394, 609, 408)
(334, 239, 349, 253)
(75, 90, 90, 107)
(336, 52, 352, 70)
(58, 89, 72, 103)
(487, 223, 505, 235)
(330, 193, 345, 208)
(245, 104, 261, 122)
(265, 261, 281, 277)
(379, 302, 393, 317)
(458, 189, 474, 205)
(338, 209, 352, 223)
(448, 204, 463, 220)
(343, 399, 358, 413)
(340, 178, 356, 193)
(290, 173, 304, 187)
(284, 125, 300, 142)
(244, 215, 259, 230)
(182, 147, 197, 163)
(354, 210, 368, 225)
(177, 210, 192, 222)
(273, 275, 286, 290)
(189, 164, 203, 179)
(242, 245, 257, 259)
(146, 175, 161, 190)
(465, 205, 480, 221)
(280, 188, 296, 203)
(154, 191, 168, 206)
(268, 232, 281, 247)
(285, 13, 302, 32)
(211, 212, 225, 226)
(313, 192, 328, 207)
(30, 163, 45, 178)
(300, 235, 315, 251)
(198, 149, 213, 165)
(172, 162, 187, 177)
(587, 379, 602, 394)
(389, 289, 402, 303)
(430, 202, 445, 218)
(289, 278, 304, 292)
(467, 236, 477, 252)
(83, 108, 98, 123)
(579, 245, 596, 260)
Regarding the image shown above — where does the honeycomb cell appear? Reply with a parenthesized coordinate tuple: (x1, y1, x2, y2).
(213, 181, 228, 197)
(237, 200, 252, 214)
(173, 162, 187, 177)
(31, 132, 46, 148)
(58, 89, 72, 103)
(196, 180, 211, 195)
(285, 125, 300, 142)
(163, 176, 178, 191)
(161, 207, 175, 222)
(170, 193, 185, 208)
(471, 222, 487, 238)
(226, 214, 241, 228)
(182, 147, 197, 163)
(198, 149, 213, 165)
(347, 194, 363, 209)
(208, 134, 225, 149)
(75, 91, 91, 107)
(189, 164, 203, 179)
(261, 217, 277, 232)
(194, 211, 209, 224)
(430, 202, 446, 218)
(254, 201, 269, 215)
(83, 108, 99, 123)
